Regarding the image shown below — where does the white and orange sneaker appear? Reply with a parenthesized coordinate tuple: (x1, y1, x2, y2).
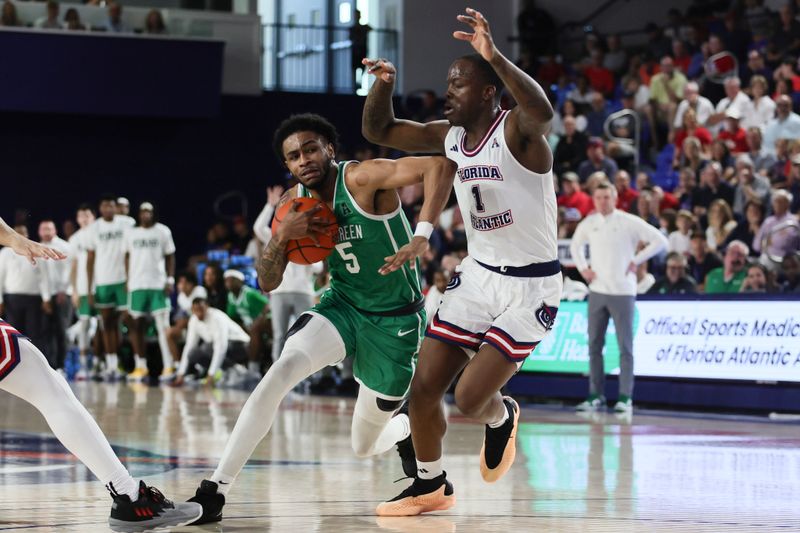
(479, 396, 520, 483)
(376, 472, 455, 517)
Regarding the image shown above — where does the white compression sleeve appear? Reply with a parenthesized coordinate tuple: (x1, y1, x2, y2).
(351, 386, 410, 458)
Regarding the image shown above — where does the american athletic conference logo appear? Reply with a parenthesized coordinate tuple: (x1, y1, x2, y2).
(536, 303, 558, 331)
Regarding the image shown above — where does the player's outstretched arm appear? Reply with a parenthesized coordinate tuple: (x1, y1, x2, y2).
(0, 217, 65, 265)
(361, 58, 449, 154)
(454, 7, 553, 138)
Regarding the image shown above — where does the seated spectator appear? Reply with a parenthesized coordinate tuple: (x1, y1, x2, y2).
(710, 139, 736, 175)
(775, 55, 800, 92)
(145, 9, 167, 34)
(202, 262, 227, 310)
(659, 208, 677, 237)
(675, 168, 698, 210)
(650, 184, 680, 213)
(554, 116, 588, 176)
(636, 189, 659, 227)
(778, 252, 800, 292)
(647, 251, 698, 294)
(1, 0, 19, 27)
(671, 39, 691, 74)
(35, 1, 61, 29)
(743, 50, 773, 89)
(787, 154, 800, 212)
(584, 50, 615, 96)
(704, 240, 749, 293)
(649, 56, 687, 140)
(673, 109, 712, 166)
(104, 2, 131, 33)
(745, 127, 776, 177)
(688, 231, 723, 290)
(754, 190, 800, 267)
(604, 34, 628, 75)
(740, 263, 777, 293)
(769, 138, 792, 186)
(566, 75, 597, 111)
(622, 74, 650, 113)
(615, 170, 639, 212)
(534, 55, 565, 87)
(64, 8, 86, 31)
(725, 200, 765, 256)
(692, 161, 735, 216)
(561, 99, 587, 133)
(706, 199, 737, 252)
(673, 81, 714, 130)
(707, 77, 751, 134)
(557, 172, 593, 217)
(577, 138, 618, 184)
(585, 92, 611, 138)
(678, 136, 709, 176)
(743, 75, 776, 130)
(636, 260, 656, 294)
(230, 216, 252, 254)
(763, 95, 800, 156)
(668, 209, 695, 255)
(718, 108, 749, 154)
(733, 156, 771, 215)
(559, 208, 582, 238)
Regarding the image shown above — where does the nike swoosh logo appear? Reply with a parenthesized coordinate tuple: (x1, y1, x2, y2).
(397, 329, 416, 337)
(218, 481, 229, 484)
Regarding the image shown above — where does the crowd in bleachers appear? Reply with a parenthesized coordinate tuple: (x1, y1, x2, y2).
(1, 0, 166, 34)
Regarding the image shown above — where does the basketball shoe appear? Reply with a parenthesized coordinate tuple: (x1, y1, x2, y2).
(394, 401, 416, 478)
(187, 479, 226, 524)
(479, 396, 520, 483)
(108, 480, 202, 532)
(376, 472, 455, 516)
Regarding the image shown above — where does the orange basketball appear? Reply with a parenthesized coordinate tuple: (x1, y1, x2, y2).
(271, 197, 338, 265)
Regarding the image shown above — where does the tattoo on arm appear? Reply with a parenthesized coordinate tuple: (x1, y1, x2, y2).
(363, 80, 395, 140)
(257, 238, 289, 292)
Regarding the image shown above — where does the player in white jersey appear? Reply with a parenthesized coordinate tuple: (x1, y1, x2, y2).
(124, 202, 177, 381)
(0, 217, 202, 531)
(363, 8, 562, 515)
(87, 194, 136, 380)
(69, 204, 97, 379)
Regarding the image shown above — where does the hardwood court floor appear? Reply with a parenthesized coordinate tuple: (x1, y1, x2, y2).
(1, 382, 799, 532)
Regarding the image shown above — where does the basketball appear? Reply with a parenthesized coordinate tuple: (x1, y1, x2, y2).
(271, 197, 338, 265)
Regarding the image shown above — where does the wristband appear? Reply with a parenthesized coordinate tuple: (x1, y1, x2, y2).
(413, 221, 434, 240)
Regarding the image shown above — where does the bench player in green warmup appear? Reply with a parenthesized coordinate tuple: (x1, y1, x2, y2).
(186, 113, 456, 523)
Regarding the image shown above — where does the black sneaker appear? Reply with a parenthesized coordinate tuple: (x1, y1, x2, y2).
(108, 480, 202, 532)
(479, 396, 520, 483)
(376, 471, 456, 516)
(187, 479, 226, 524)
(394, 401, 417, 478)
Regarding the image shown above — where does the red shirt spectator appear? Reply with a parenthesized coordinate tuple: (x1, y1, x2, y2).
(674, 127, 713, 152)
(718, 109, 749, 153)
(614, 169, 639, 212)
(584, 50, 615, 95)
(558, 173, 594, 216)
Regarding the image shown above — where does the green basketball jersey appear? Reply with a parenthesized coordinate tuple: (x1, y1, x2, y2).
(298, 161, 423, 313)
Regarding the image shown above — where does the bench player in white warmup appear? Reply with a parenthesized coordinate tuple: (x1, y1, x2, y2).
(363, 7, 562, 515)
(0, 217, 201, 531)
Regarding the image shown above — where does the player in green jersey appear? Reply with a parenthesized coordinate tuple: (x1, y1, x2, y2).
(185, 113, 456, 524)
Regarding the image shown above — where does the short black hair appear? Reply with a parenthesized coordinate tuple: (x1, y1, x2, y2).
(191, 296, 207, 306)
(177, 270, 197, 285)
(457, 54, 503, 98)
(77, 203, 94, 213)
(272, 113, 339, 161)
(99, 193, 117, 204)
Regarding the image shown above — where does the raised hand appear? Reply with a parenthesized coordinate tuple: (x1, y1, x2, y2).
(362, 58, 396, 83)
(453, 7, 497, 62)
(267, 185, 285, 207)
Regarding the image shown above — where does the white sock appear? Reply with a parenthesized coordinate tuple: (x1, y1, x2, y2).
(106, 467, 140, 501)
(210, 471, 234, 496)
(154, 313, 173, 369)
(106, 354, 118, 371)
(79, 355, 88, 372)
(488, 402, 510, 428)
(417, 458, 443, 480)
(135, 355, 146, 370)
(248, 361, 260, 373)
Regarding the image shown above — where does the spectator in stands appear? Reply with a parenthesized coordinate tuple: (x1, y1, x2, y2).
(615, 170, 639, 213)
(771, 6, 800, 57)
(788, 154, 800, 212)
(745, 127, 776, 176)
(647, 252, 698, 295)
(754, 190, 800, 267)
(645, 22, 672, 60)
(659, 208, 677, 236)
(668, 209, 695, 255)
(64, 8, 86, 31)
(679, 136, 709, 178)
(673, 81, 714, 130)
(35, 1, 61, 29)
(740, 263, 777, 293)
(693, 161, 735, 216)
(710, 139, 736, 174)
(706, 199, 737, 252)
(557, 172, 593, 217)
(604, 34, 628, 75)
(584, 50, 614, 97)
(566, 75, 597, 110)
(744, 1, 773, 46)
(769, 138, 792, 185)
(672, 39, 691, 74)
(743, 50, 773, 90)
(623, 74, 650, 113)
(675, 168, 698, 210)
(586, 92, 611, 138)
(554, 116, 588, 176)
(707, 77, 751, 133)
(202, 262, 227, 310)
(635, 189, 659, 227)
(718, 108, 749, 154)
(206, 221, 232, 252)
(704, 240, 749, 293)
(763, 95, 800, 155)
(688, 231, 723, 290)
(578, 138, 618, 184)
(104, 2, 131, 33)
(230, 216, 251, 254)
(561, 99, 587, 133)
(743, 76, 776, 130)
(649, 56, 688, 142)
(775, 55, 800, 92)
(725, 199, 765, 256)
(733, 156, 771, 215)
(778, 252, 800, 292)
(636, 260, 656, 294)
(559, 208, 582, 238)
(1, 0, 19, 27)
(673, 109, 712, 167)
(145, 9, 166, 34)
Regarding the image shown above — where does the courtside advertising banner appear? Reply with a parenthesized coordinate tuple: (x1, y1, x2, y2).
(522, 300, 800, 383)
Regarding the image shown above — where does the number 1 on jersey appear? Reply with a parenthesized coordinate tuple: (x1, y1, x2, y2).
(335, 242, 361, 274)
(471, 185, 485, 212)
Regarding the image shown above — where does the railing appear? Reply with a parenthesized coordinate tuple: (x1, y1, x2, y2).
(263, 23, 399, 94)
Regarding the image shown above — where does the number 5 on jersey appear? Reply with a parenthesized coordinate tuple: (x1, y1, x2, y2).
(335, 242, 361, 273)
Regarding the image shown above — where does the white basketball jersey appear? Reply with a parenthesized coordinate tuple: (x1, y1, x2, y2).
(444, 110, 558, 267)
